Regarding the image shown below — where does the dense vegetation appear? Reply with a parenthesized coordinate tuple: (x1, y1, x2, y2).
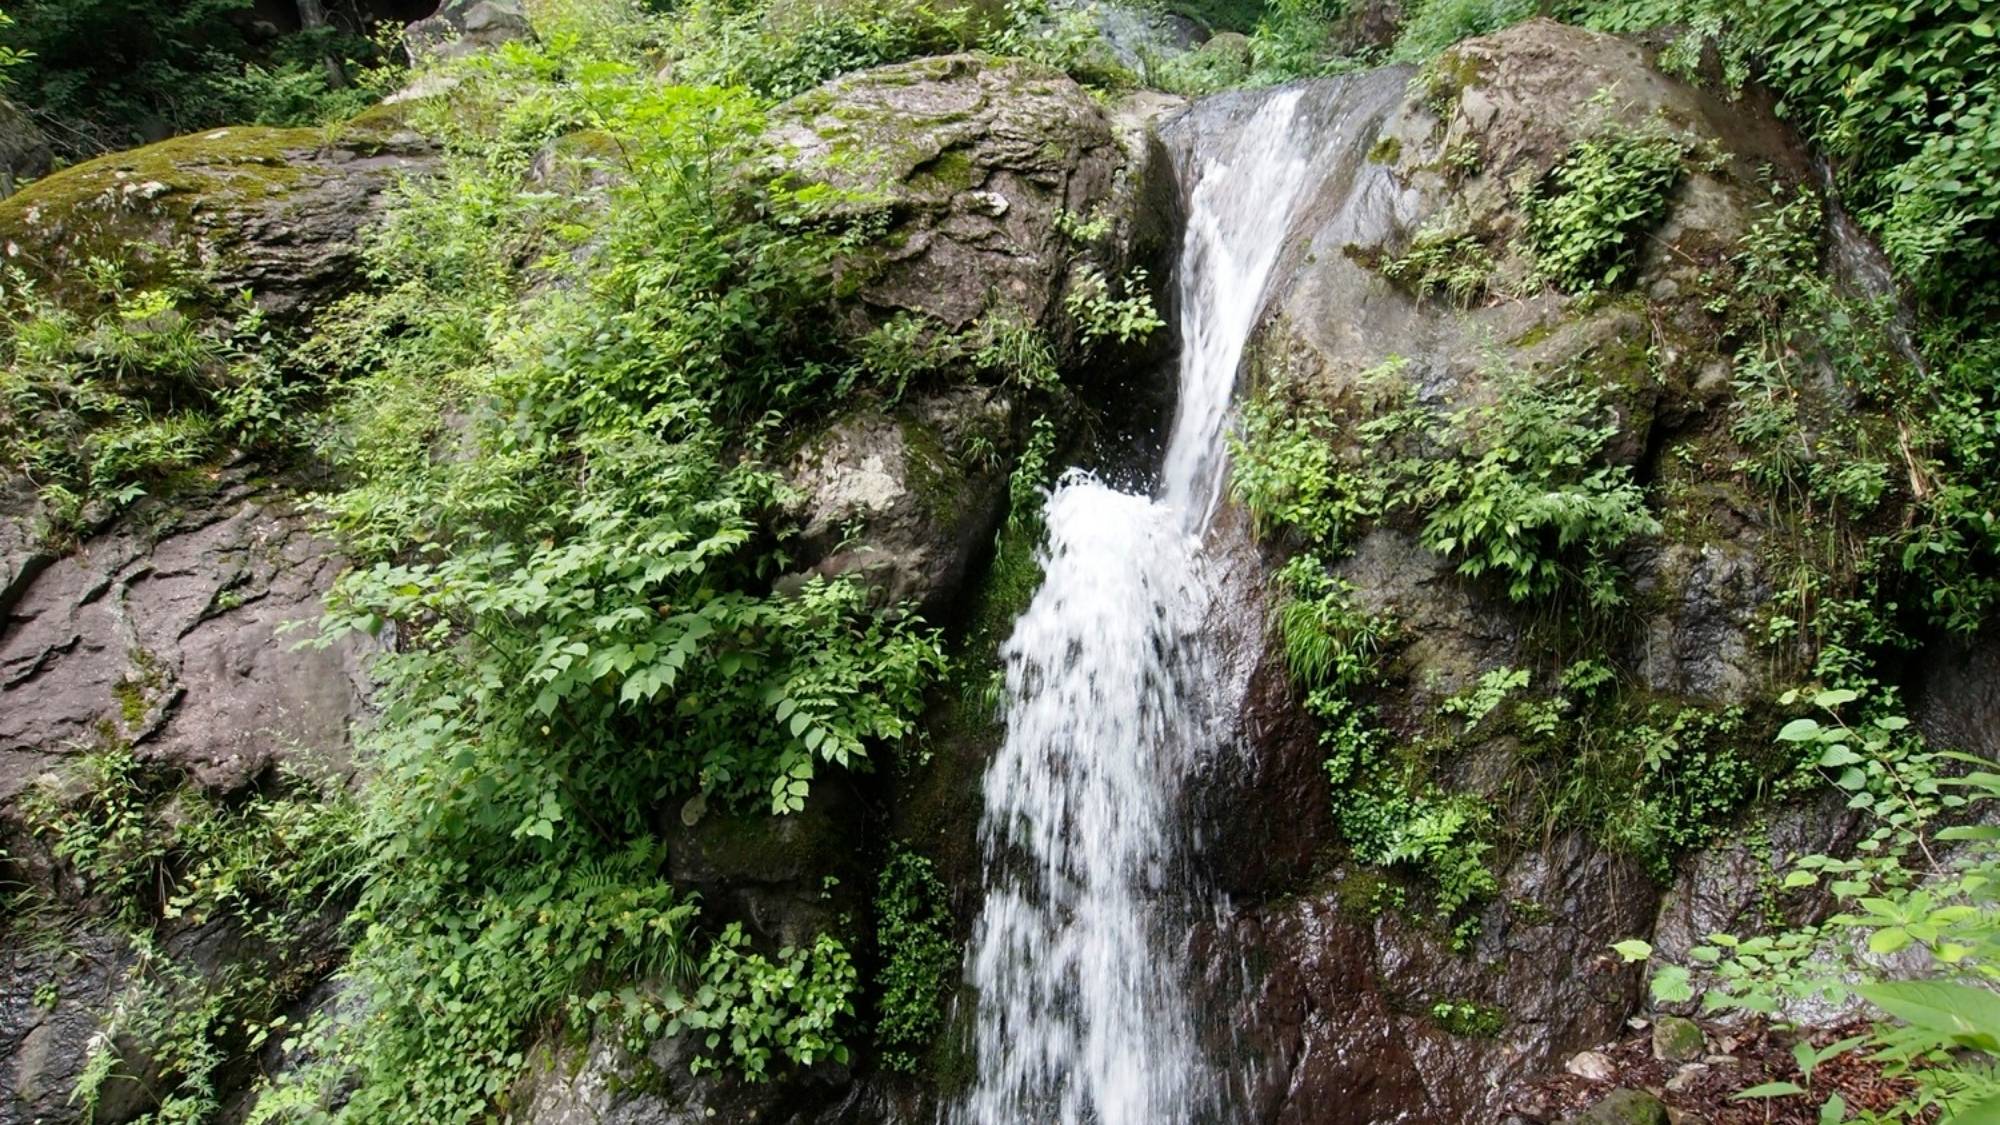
(4, 0, 2000, 1119)
(0, 0, 409, 159)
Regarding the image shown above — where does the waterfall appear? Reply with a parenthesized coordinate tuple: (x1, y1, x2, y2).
(955, 88, 1346, 1124)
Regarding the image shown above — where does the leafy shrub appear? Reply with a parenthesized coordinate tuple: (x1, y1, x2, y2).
(255, 22, 966, 1117)
(1064, 266, 1166, 348)
(1378, 213, 1494, 305)
(0, 269, 305, 535)
(1620, 686, 2000, 1122)
(665, 0, 985, 99)
(1522, 129, 1685, 293)
(872, 848, 958, 1071)
(665, 923, 859, 1081)
(1389, 0, 1535, 62)
(0, 0, 398, 157)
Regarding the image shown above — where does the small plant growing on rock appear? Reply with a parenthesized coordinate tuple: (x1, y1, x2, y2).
(1379, 211, 1496, 306)
(1523, 127, 1685, 293)
(1064, 266, 1166, 348)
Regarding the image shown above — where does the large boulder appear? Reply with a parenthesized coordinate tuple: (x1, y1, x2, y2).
(769, 56, 1182, 612)
(1173, 19, 1900, 1121)
(784, 385, 1019, 616)
(768, 53, 1180, 347)
(0, 114, 432, 318)
(403, 0, 535, 65)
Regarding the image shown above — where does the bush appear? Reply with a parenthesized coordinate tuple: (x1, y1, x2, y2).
(0, 0, 399, 157)
(871, 848, 958, 1071)
(1522, 129, 1685, 294)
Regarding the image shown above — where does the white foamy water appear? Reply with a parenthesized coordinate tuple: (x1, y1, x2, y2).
(955, 89, 1338, 1125)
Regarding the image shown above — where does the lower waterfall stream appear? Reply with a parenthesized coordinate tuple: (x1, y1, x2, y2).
(954, 85, 1380, 1124)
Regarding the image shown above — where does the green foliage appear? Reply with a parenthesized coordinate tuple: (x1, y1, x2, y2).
(1389, 0, 1534, 62)
(0, 269, 307, 535)
(1522, 129, 1685, 293)
(1274, 554, 1398, 693)
(1414, 369, 1660, 606)
(664, 0, 986, 100)
(1754, 0, 2000, 304)
(23, 751, 365, 1121)
(1378, 211, 1494, 306)
(1064, 267, 1166, 348)
(1621, 686, 2000, 1123)
(871, 847, 957, 1072)
(1430, 997, 1506, 1037)
(1235, 360, 1658, 608)
(1228, 388, 1370, 545)
(0, 0, 401, 157)
(238, 21, 975, 1117)
(1551, 0, 2000, 314)
(0, 13, 28, 85)
(662, 923, 859, 1081)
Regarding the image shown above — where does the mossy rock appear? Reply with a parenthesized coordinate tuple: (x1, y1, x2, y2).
(0, 120, 432, 319)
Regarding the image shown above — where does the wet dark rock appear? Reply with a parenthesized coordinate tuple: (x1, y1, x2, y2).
(0, 468, 376, 807)
(0, 97, 52, 198)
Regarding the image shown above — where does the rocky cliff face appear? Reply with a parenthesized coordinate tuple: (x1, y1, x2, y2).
(1171, 19, 1979, 1123)
(0, 8, 1980, 1125)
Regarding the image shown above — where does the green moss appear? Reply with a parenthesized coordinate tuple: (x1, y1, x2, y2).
(899, 413, 970, 530)
(0, 126, 316, 305)
(1367, 135, 1403, 165)
(112, 646, 168, 731)
(907, 147, 980, 194)
(1415, 49, 1490, 118)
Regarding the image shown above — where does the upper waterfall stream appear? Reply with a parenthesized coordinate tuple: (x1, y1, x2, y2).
(955, 87, 1366, 1124)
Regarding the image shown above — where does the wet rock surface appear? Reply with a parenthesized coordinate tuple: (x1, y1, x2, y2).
(0, 469, 375, 807)
(1168, 19, 1900, 1123)
(769, 54, 1180, 344)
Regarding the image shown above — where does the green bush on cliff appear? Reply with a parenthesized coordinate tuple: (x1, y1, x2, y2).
(252, 19, 952, 1118)
(871, 848, 959, 1071)
(0, 267, 308, 536)
(1522, 128, 1684, 294)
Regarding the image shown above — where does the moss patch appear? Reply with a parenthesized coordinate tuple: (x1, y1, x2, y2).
(0, 126, 317, 305)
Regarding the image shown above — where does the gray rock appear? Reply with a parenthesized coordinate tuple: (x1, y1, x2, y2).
(1565, 1050, 1618, 1082)
(1185, 20, 1864, 1124)
(0, 97, 52, 198)
(0, 468, 377, 807)
(1650, 1015, 1704, 1063)
(0, 119, 434, 321)
(768, 54, 1178, 346)
(404, 0, 536, 64)
(785, 385, 1016, 615)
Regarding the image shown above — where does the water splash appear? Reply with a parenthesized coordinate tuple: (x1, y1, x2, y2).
(955, 88, 1342, 1124)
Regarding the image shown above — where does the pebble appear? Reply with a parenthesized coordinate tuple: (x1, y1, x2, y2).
(1565, 1050, 1619, 1083)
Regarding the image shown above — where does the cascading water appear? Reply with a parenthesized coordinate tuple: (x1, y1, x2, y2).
(955, 88, 1348, 1124)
